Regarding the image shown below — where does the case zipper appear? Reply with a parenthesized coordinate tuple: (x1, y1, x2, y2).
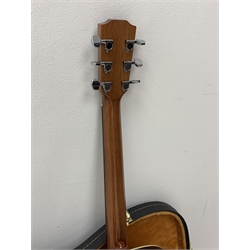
(126, 210, 133, 225)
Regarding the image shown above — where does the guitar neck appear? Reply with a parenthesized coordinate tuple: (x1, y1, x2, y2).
(102, 95, 127, 249)
(91, 19, 144, 249)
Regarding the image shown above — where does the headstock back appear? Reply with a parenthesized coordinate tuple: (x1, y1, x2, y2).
(91, 20, 145, 100)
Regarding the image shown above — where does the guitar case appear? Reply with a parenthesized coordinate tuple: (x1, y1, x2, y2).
(75, 201, 190, 249)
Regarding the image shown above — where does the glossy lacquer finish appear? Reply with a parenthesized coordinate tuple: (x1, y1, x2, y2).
(102, 97, 127, 249)
(98, 20, 136, 249)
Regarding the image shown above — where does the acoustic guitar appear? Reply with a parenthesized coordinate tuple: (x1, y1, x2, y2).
(75, 19, 191, 250)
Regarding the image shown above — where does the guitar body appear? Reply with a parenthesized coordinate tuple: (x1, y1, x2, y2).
(74, 19, 191, 249)
(76, 201, 190, 249)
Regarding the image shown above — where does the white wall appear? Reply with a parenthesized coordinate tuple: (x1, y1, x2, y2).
(32, 0, 218, 249)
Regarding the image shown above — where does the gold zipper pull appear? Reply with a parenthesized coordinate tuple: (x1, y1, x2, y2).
(126, 210, 133, 225)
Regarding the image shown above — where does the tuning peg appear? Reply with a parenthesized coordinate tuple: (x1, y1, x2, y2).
(92, 79, 112, 93)
(123, 58, 143, 73)
(91, 35, 113, 52)
(91, 61, 112, 74)
(125, 39, 145, 52)
(121, 80, 140, 92)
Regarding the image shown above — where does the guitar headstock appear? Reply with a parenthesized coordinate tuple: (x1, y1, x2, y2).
(91, 20, 145, 100)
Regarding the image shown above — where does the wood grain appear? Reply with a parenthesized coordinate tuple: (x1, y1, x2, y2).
(98, 20, 136, 249)
(98, 19, 136, 99)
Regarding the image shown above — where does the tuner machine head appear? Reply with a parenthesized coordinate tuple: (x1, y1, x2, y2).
(90, 20, 145, 98)
(121, 80, 140, 92)
(123, 58, 143, 73)
(91, 61, 113, 74)
(91, 35, 113, 52)
(125, 39, 146, 52)
(92, 79, 112, 93)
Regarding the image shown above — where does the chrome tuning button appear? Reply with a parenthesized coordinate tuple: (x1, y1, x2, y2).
(121, 80, 140, 92)
(123, 58, 143, 73)
(92, 79, 112, 93)
(125, 39, 145, 52)
(91, 61, 112, 74)
(91, 35, 113, 52)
